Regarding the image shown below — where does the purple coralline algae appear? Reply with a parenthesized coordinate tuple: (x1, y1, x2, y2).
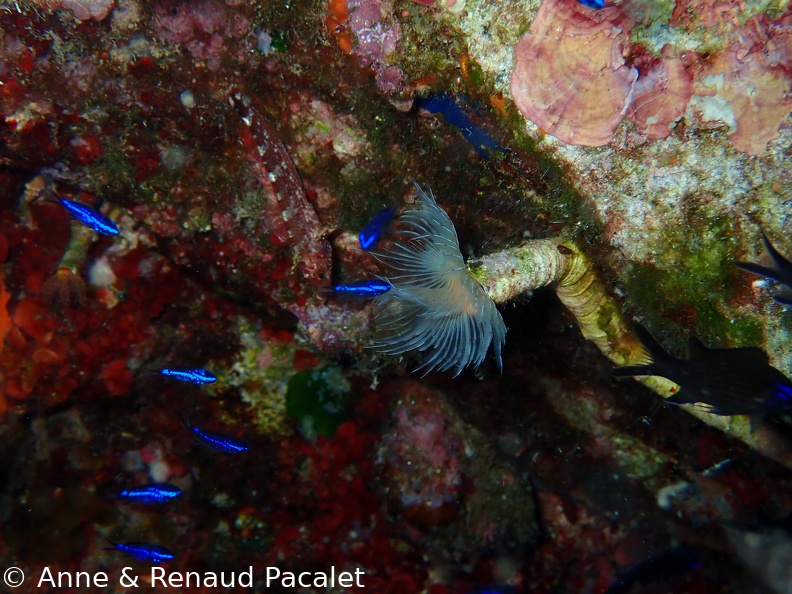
(347, 0, 406, 95)
(154, 0, 251, 71)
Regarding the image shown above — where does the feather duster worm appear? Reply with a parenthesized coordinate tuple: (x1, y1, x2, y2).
(371, 183, 506, 376)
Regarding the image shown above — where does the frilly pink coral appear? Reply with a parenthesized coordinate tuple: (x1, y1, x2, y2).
(510, 0, 637, 147)
(694, 13, 792, 155)
(627, 53, 693, 139)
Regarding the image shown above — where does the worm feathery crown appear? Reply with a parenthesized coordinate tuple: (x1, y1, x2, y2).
(371, 183, 506, 376)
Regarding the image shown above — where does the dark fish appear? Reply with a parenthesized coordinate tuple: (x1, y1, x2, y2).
(415, 93, 506, 159)
(57, 197, 119, 236)
(737, 229, 792, 305)
(108, 542, 174, 564)
(605, 546, 701, 594)
(118, 483, 182, 504)
(360, 206, 396, 251)
(331, 280, 391, 298)
(613, 325, 792, 424)
(577, 0, 605, 8)
(159, 368, 217, 385)
(187, 422, 250, 454)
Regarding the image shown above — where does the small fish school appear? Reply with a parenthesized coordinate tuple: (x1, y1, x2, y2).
(105, 367, 245, 562)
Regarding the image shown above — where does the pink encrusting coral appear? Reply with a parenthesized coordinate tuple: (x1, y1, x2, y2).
(692, 13, 792, 155)
(510, 0, 638, 147)
(347, 0, 401, 68)
(512, 1, 792, 153)
(626, 51, 694, 140)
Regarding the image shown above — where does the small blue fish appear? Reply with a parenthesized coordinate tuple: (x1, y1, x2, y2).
(415, 93, 506, 159)
(360, 206, 396, 251)
(577, 0, 605, 8)
(186, 422, 250, 454)
(331, 280, 391, 298)
(108, 542, 174, 564)
(57, 197, 119, 236)
(118, 483, 182, 504)
(737, 228, 792, 304)
(159, 368, 217, 385)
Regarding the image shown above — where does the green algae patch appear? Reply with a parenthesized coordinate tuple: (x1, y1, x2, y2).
(252, 0, 324, 46)
(501, 105, 604, 240)
(286, 366, 351, 440)
(397, 3, 466, 88)
(335, 165, 396, 232)
(209, 318, 298, 437)
(622, 217, 764, 348)
(629, 0, 785, 55)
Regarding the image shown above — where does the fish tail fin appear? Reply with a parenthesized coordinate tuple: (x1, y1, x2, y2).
(612, 324, 671, 378)
(736, 227, 790, 283)
(760, 228, 790, 272)
(633, 324, 674, 362)
(611, 324, 674, 377)
(736, 259, 780, 280)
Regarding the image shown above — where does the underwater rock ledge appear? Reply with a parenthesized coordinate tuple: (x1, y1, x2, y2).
(470, 238, 792, 472)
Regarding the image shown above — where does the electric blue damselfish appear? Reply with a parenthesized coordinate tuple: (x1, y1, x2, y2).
(118, 483, 182, 504)
(577, 0, 605, 8)
(415, 93, 505, 159)
(332, 280, 391, 298)
(108, 542, 174, 563)
(58, 198, 119, 236)
(159, 368, 217, 385)
(360, 206, 396, 251)
(187, 422, 250, 454)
